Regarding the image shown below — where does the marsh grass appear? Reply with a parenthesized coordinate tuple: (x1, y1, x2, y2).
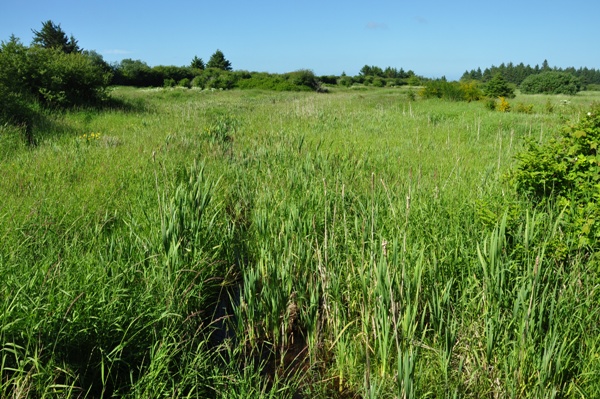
(1, 86, 599, 397)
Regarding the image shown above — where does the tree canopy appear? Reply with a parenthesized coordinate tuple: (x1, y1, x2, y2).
(206, 49, 232, 71)
(191, 56, 205, 70)
(31, 20, 80, 54)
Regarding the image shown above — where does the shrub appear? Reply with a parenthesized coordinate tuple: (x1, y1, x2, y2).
(420, 80, 464, 101)
(178, 78, 191, 88)
(338, 75, 353, 87)
(407, 75, 421, 86)
(112, 59, 159, 86)
(484, 73, 515, 98)
(459, 80, 483, 102)
(421, 80, 485, 102)
(514, 102, 534, 114)
(510, 104, 600, 247)
(372, 77, 385, 87)
(484, 98, 497, 111)
(286, 69, 319, 91)
(0, 37, 37, 127)
(587, 83, 600, 91)
(520, 71, 581, 95)
(497, 97, 511, 112)
(0, 35, 110, 135)
(28, 47, 112, 107)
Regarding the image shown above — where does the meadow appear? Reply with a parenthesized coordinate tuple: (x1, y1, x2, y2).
(1, 86, 599, 398)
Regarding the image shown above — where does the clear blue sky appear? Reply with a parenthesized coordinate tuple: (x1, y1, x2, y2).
(1, 0, 599, 80)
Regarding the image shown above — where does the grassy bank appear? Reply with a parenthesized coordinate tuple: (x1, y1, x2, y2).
(1, 87, 599, 398)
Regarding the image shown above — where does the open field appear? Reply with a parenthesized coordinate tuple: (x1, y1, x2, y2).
(1, 87, 599, 398)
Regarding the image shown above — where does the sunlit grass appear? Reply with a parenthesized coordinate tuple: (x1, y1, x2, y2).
(1, 86, 599, 397)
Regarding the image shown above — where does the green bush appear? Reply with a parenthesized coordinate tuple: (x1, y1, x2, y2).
(484, 98, 497, 111)
(178, 78, 191, 88)
(587, 83, 600, 91)
(420, 79, 472, 101)
(234, 71, 322, 92)
(510, 104, 600, 247)
(0, 37, 38, 128)
(459, 80, 483, 102)
(112, 59, 159, 86)
(338, 75, 354, 87)
(1, 37, 111, 110)
(520, 71, 581, 95)
(484, 73, 515, 98)
(514, 102, 534, 114)
(29, 47, 111, 107)
(372, 77, 385, 87)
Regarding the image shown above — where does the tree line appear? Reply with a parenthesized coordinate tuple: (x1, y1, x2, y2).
(3, 20, 600, 136)
(461, 60, 600, 88)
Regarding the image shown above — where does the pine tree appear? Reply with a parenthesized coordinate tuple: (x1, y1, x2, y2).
(206, 50, 232, 71)
(31, 20, 80, 54)
(191, 56, 205, 70)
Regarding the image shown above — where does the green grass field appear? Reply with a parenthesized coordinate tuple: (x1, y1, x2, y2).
(1, 86, 599, 398)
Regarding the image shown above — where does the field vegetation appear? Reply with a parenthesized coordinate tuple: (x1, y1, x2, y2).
(2, 20, 600, 398)
(1, 84, 600, 397)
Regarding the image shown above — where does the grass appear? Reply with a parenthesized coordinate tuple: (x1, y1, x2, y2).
(1, 86, 599, 398)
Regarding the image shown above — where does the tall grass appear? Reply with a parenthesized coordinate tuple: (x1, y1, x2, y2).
(1, 86, 599, 397)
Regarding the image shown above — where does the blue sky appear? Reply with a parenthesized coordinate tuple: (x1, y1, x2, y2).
(1, 0, 599, 80)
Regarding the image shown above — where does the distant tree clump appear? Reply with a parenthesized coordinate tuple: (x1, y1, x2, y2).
(520, 71, 581, 95)
(484, 73, 515, 98)
(206, 49, 232, 71)
(462, 59, 600, 89)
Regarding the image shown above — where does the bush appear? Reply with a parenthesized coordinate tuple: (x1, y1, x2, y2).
(286, 69, 320, 91)
(514, 102, 534, 114)
(338, 75, 354, 87)
(233, 71, 324, 92)
(27, 47, 111, 107)
(178, 78, 191, 88)
(0, 34, 111, 144)
(0, 37, 37, 127)
(484, 73, 515, 98)
(420, 79, 474, 101)
(587, 83, 600, 91)
(372, 77, 385, 87)
(520, 71, 581, 95)
(510, 104, 600, 247)
(459, 80, 483, 102)
(497, 97, 511, 112)
(191, 69, 238, 90)
(484, 98, 496, 111)
(112, 59, 159, 87)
